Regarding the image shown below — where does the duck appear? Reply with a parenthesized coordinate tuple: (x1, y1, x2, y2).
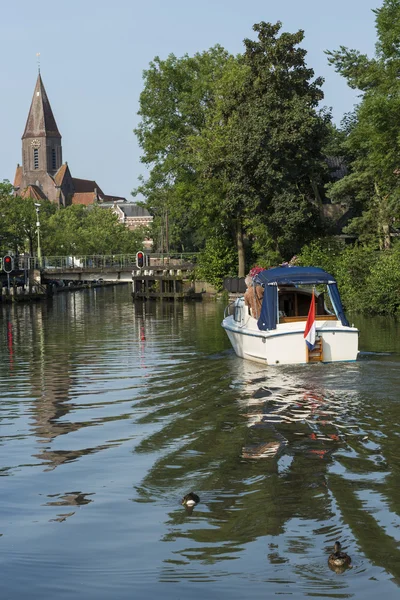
(181, 492, 200, 507)
(328, 541, 351, 568)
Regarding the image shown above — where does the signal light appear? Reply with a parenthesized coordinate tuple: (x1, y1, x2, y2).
(3, 255, 14, 274)
(136, 251, 144, 268)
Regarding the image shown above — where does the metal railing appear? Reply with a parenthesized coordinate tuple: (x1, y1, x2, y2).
(17, 253, 199, 271)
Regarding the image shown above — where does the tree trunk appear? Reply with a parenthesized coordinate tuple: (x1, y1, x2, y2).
(236, 220, 245, 277)
(375, 182, 391, 250)
(381, 222, 391, 251)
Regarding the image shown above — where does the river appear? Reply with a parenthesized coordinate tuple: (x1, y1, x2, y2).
(0, 286, 399, 599)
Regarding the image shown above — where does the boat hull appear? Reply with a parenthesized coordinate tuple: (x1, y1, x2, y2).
(222, 315, 359, 366)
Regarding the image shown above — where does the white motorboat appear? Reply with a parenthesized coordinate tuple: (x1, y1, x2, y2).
(222, 266, 359, 365)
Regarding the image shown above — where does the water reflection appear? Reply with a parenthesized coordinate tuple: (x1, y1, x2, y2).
(133, 353, 400, 588)
(0, 292, 400, 598)
(1, 299, 125, 473)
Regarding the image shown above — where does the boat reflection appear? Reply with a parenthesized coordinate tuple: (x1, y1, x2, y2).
(132, 357, 400, 584)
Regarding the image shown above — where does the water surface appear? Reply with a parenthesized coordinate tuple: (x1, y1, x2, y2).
(0, 288, 399, 598)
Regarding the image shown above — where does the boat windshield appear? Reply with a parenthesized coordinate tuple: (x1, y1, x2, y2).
(278, 286, 334, 322)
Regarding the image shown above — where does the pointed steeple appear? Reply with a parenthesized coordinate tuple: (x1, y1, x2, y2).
(22, 74, 61, 139)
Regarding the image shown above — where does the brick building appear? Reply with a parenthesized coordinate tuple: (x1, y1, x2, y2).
(13, 73, 142, 213)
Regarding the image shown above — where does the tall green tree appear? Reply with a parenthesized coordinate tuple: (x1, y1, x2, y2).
(191, 22, 330, 273)
(135, 24, 330, 276)
(134, 46, 230, 252)
(326, 0, 400, 249)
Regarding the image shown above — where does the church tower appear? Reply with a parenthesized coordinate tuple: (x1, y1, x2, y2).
(14, 73, 73, 204)
(22, 73, 62, 178)
(14, 72, 123, 207)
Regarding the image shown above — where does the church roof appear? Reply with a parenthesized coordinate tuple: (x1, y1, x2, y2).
(53, 163, 71, 186)
(22, 73, 61, 140)
(20, 185, 48, 200)
(71, 192, 98, 206)
(72, 177, 104, 196)
(14, 165, 22, 189)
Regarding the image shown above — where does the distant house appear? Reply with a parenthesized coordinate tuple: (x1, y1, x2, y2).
(111, 203, 153, 231)
(97, 201, 153, 248)
(13, 73, 125, 207)
(326, 156, 348, 182)
(322, 156, 354, 235)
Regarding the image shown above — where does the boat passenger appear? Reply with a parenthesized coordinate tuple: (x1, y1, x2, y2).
(244, 275, 264, 319)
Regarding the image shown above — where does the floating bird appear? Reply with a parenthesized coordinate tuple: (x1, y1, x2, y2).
(181, 492, 200, 507)
(328, 541, 351, 568)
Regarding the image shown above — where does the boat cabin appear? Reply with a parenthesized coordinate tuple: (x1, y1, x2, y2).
(278, 287, 336, 323)
(252, 266, 350, 331)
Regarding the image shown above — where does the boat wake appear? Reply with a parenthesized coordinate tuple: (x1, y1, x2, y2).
(239, 371, 363, 460)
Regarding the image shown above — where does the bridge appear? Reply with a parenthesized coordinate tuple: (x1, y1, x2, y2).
(16, 254, 198, 284)
(2, 253, 221, 301)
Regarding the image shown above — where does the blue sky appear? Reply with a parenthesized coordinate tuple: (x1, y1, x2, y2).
(0, 0, 379, 202)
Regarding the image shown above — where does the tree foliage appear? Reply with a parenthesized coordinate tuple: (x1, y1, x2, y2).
(135, 22, 330, 276)
(326, 0, 400, 249)
(297, 238, 400, 315)
(0, 182, 57, 255)
(0, 181, 147, 257)
(196, 236, 237, 290)
(134, 46, 230, 253)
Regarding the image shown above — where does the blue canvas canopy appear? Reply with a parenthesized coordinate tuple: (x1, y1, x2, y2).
(253, 266, 350, 330)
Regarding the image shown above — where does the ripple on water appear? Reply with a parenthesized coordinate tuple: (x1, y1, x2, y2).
(1, 295, 400, 598)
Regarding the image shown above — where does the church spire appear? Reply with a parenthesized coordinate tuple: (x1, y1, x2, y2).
(22, 73, 61, 140)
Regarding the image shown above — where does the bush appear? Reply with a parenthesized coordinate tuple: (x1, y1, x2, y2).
(362, 247, 400, 314)
(298, 239, 400, 315)
(195, 237, 237, 290)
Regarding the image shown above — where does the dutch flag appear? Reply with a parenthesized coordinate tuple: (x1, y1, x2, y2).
(304, 290, 316, 350)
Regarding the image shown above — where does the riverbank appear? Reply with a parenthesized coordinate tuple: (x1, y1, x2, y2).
(0, 280, 127, 303)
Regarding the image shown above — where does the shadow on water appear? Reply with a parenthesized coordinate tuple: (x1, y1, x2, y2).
(131, 312, 400, 591)
(1, 291, 400, 598)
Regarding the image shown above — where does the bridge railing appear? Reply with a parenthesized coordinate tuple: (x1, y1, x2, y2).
(22, 253, 200, 271)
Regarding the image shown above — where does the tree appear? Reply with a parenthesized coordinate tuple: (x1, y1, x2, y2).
(326, 0, 400, 249)
(190, 22, 330, 274)
(0, 182, 56, 256)
(135, 24, 329, 277)
(196, 236, 237, 289)
(46, 205, 146, 256)
(0, 181, 15, 254)
(0, 185, 146, 258)
(134, 46, 230, 252)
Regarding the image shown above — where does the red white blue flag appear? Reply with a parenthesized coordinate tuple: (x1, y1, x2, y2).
(304, 290, 316, 350)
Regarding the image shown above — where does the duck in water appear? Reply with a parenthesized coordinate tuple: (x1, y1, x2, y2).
(182, 492, 200, 507)
(328, 541, 351, 569)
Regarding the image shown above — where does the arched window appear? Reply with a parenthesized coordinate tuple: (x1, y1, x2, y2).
(52, 148, 57, 170)
(33, 148, 39, 169)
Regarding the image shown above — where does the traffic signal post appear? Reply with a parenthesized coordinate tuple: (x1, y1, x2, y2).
(3, 254, 14, 291)
(135, 251, 150, 269)
(136, 251, 144, 269)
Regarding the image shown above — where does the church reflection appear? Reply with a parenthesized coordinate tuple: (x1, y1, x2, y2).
(2, 293, 400, 583)
(0, 296, 127, 472)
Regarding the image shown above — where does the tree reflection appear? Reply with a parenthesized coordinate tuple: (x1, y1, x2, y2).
(0, 294, 136, 472)
(132, 360, 400, 583)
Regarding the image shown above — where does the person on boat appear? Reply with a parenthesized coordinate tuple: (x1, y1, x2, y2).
(244, 275, 264, 319)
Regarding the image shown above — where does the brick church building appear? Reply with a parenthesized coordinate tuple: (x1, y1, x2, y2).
(14, 73, 126, 206)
